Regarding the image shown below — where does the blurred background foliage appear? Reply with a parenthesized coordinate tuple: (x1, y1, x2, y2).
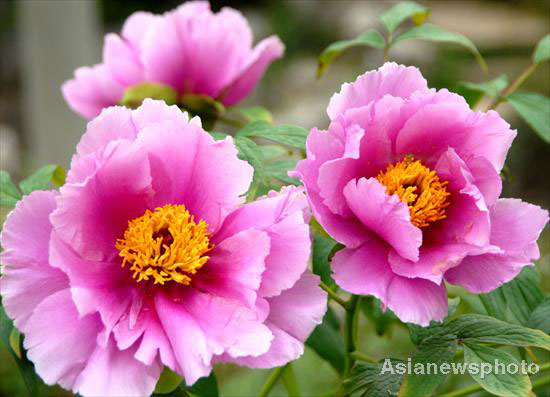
(0, 0, 549, 396)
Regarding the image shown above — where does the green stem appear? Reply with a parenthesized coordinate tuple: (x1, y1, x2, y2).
(344, 296, 361, 375)
(439, 383, 482, 397)
(532, 373, 550, 390)
(258, 366, 285, 397)
(350, 350, 377, 363)
(282, 363, 301, 397)
(320, 282, 349, 309)
(383, 32, 393, 62)
(487, 62, 538, 111)
(538, 361, 550, 373)
(525, 347, 538, 364)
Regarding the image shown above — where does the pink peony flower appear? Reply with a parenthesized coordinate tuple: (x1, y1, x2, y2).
(62, 1, 284, 119)
(0, 99, 325, 396)
(292, 62, 548, 326)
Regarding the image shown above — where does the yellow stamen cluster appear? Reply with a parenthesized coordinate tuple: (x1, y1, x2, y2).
(116, 205, 211, 285)
(376, 158, 451, 228)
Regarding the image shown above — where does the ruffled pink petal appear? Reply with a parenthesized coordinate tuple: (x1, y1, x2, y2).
(332, 239, 448, 326)
(445, 199, 548, 293)
(223, 271, 327, 368)
(142, 2, 252, 96)
(51, 139, 154, 262)
(291, 127, 372, 248)
(155, 290, 272, 385)
(396, 103, 516, 173)
(74, 336, 161, 397)
(135, 120, 252, 233)
(194, 229, 270, 307)
(327, 62, 428, 120)
(23, 289, 102, 391)
(103, 33, 144, 86)
(343, 178, 422, 262)
(120, 11, 157, 49)
(0, 191, 68, 332)
(213, 186, 311, 298)
(61, 64, 124, 119)
(132, 98, 194, 130)
(221, 36, 285, 106)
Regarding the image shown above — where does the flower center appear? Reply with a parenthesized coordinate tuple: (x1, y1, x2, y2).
(376, 157, 451, 228)
(116, 205, 212, 285)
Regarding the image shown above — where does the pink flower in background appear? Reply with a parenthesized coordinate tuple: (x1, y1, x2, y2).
(292, 62, 548, 326)
(62, 1, 284, 119)
(0, 99, 325, 396)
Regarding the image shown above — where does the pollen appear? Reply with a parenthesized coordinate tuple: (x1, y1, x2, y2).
(116, 205, 212, 285)
(376, 157, 451, 228)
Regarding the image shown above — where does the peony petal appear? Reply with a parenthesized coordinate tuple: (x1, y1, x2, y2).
(51, 139, 154, 262)
(121, 11, 157, 49)
(75, 336, 161, 397)
(136, 120, 252, 233)
(194, 229, 270, 307)
(0, 191, 68, 332)
(214, 186, 311, 297)
(103, 33, 144, 86)
(221, 36, 284, 106)
(222, 271, 326, 368)
(23, 289, 102, 391)
(61, 64, 124, 119)
(327, 62, 428, 119)
(332, 239, 447, 326)
(343, 178, 422, 262)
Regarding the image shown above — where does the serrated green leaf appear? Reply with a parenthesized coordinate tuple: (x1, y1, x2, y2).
(154, 367, 183, 394)
(312, 233, 338, 287)
(264, 160, 300, 186)
(507, 91, 550, 143)
(393, 24, 487, 71)
(346, 360, 405, 396)
(186, 372, 218, 397)
(398, 335, 457, 396)
(19, 164, 65, 195)
(528, 298, 550, 334)
(479, 267, 544, 324)
(234, 106, 273, 124)
(463, 342, 531, 397)
(306, 314, 346, 374)
(258, 145, 288, 160)
(459, 74, 509, 98)
(120, 83, 178, 108)
(237, 121, 308, 150)
(318, 30, 385, 77)
(533, 34, 550, 64)
(445, 314, 550, 350)
(234, 136, 268, 200)
(0, 170, 21, 207)
(380, 1, 430, 33)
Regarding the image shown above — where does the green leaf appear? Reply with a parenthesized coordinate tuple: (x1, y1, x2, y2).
(393, 24, 487, 71)
(407, 297, 461, 346)
(19, 164, 66, 195)
(346, 360, 405, 396)
(120, 83, 178, 108)
(380, 1, 430, 33)
(459, 74, 509, 98)
(399, 335, 457, 397)
(234, 136, 268, 200)
(0, 170, 21, 207)
(306, 314, 347, 374)
(0, 304, 14, 351)
(445, 314, 550, 350)
(237, 121, 308, 150)
(258, 145, 288, 160)
(186, 372, 218, 397)
(264, 160, 300, 186)
(463, 342, 531, 397)
(533, 34, 550, 64)
(528, 298, 550, 334)
(317, 30, 385, 77)
(233, 106, 273, 124)
(361, 297, 398, 337)
(479, 267, 544, 324)
(155, 368, 183, 394)
(209, 132, 229, 141)
(507, 91, 550, 143)
(312, 233, 338, 287)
